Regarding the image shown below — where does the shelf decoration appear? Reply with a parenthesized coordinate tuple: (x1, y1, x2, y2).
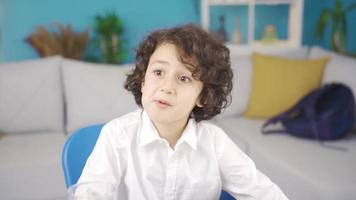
(215, 15, 228, 42)
(232, 17, 242, 44)
(261, 24, 278, 44)
(25, 23, 89, 60)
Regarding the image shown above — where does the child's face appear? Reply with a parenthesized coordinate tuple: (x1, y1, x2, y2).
(141, 43, 203, 127)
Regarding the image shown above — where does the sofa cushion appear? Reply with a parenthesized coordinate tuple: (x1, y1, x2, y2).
(62, 59, 138, 133)
(0, 132, 68, 199)
(244, 53, 328, 118)
(217, 117, 356, 200)
(309, 47, 356, 90)
(0, 56, 64, 134)
(221, 47, 310, 118)
(309, 47, 356, 130)
(309, 47, 356, 126)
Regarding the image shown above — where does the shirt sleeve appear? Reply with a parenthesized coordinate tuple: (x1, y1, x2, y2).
(217, 132, 289, 200)
(76, 123, 124, 192)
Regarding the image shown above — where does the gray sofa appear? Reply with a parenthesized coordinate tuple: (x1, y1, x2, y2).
(0, 46, 355, 200)
(0, 57, 138, 200)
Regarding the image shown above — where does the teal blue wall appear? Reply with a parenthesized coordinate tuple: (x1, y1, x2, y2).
(0, 0, 355, 63)
(302, 0, 356, 54)
(0, 0, 199, 63)
(0, 2, 4, 61)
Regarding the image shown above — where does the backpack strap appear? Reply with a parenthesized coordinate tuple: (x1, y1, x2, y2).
(261, 95, 308, 134)
(303, 85, 328, 140)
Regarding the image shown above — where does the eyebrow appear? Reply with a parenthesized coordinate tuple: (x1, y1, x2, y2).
(150, 59, 195, 74)
(150, 60, 169, 65)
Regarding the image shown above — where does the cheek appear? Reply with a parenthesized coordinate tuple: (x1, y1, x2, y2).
(194, 85, 203, 98)
(141, 80, 151, 94)
(140, 86, 148, 108)
(141, 75, 150, 93)
(141, 80, 154, 103)
(141, 84, 148, 100)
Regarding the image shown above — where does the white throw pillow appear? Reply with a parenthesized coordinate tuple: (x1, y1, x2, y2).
(309, 47, 356, 92)
(0, 56, 64, 134)
(62, 59, 138, 133)
(309, 46, 356, 130)
(219, 47, 310, 119)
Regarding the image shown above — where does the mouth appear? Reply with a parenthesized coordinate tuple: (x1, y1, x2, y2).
(155, 99, 172, 108)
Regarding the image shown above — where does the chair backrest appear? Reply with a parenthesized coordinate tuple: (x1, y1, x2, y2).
(62, 124, 104, 188)
(61, 124, 235, 200)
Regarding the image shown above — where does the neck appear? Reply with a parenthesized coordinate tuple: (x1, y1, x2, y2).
(153, 120, 188, 149)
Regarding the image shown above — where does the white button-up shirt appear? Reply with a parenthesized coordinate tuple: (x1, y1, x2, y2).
(78, 109, 288, 200)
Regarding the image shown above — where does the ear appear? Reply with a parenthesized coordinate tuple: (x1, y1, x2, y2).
(195, 96, 204, 107)
(141, 81, 145, 92)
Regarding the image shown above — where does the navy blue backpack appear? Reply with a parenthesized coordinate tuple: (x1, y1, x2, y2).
(262, 83, 355, 141)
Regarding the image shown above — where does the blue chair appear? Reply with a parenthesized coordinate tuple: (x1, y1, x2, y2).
(62, 124, 104, 188)
(61, 124, 235, 200)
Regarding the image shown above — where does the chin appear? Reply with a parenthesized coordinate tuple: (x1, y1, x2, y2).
(149, 110, 186, 124)
(149, 111, 173, 122)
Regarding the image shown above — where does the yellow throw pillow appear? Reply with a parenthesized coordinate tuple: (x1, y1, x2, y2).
(244, 52, 329, 118)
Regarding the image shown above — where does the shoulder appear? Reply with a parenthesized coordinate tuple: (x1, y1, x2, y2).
(195, 120, 229, 149)
(197, 121, 250, 165)
(105, 109, 142, 129)
(100, 109, 143, 145)
(196, 120, 227, 138)
(107, 109, 142, 128)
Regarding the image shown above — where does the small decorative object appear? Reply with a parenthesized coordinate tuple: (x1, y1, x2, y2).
(88, 11, 127, 64)
(231, 17, 242, 44)
(25, 23, 89, 59)
(261, 25, 278, 44)
(315, 0, 356, 54)
(215, 15, 228, 42)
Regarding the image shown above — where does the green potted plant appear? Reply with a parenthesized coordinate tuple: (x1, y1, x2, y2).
(90, 11, 126, 64)
(315, 0, 356, 54)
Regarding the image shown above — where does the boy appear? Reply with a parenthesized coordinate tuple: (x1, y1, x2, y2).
(78, 24, 288, 200)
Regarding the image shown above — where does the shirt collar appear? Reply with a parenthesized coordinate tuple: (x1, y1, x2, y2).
(139, 110, 161, 147)
(139, 111, 198, 150)
(176, 118, 198, 150)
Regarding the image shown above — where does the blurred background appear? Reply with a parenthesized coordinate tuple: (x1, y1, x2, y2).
(1, 1, 356, 200)
(0, 0, 355, 64)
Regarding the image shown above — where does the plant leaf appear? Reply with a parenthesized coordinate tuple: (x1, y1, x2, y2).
(345, 2, 356, 12)
(338, 12, 347, 52)
(315, 8, 333, 39)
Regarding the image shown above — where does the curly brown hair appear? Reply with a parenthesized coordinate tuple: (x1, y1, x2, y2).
(125, 24, 233, 122)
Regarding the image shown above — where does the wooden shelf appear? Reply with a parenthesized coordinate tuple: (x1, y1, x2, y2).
(254, 0, 295, 5)
(201, 0, 304, 55)
(210, 0, 249, 6)
(210, 0, 294, 5)
(226, 41, 301, 55)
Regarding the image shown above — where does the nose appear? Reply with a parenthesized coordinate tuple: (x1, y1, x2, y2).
(160, 76, 175, 94)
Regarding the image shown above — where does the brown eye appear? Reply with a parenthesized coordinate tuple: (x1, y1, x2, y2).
(153, 70, 163, 76)
(179, 75, 192, 83)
